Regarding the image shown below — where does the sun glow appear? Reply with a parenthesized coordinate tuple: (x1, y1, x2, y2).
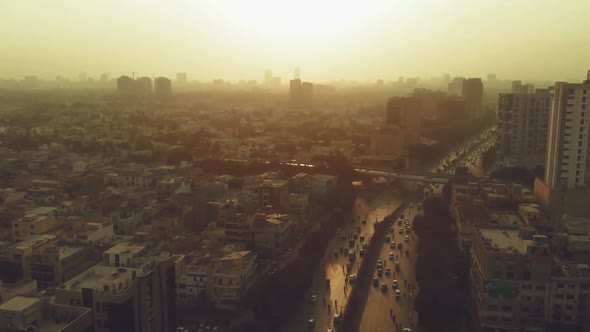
(216, 0, 380, 49)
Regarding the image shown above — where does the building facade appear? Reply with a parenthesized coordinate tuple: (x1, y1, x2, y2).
(497, 89, 551, 168)
(545, 77, 590, 191)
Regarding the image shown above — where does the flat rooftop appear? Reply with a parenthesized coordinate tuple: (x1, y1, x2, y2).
(10, 234, 56, 250)
(480, 228, 530, 254)
(220, 251, 251, 261)
(61, 265, 133, 293)
(26, 206, 57, 215)
(104, 242, 145, 255)
(0, 295, 40, 312)
(489, 211, 524, 227)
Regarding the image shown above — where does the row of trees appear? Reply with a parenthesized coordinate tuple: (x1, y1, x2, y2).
(412, 192, 470, 331)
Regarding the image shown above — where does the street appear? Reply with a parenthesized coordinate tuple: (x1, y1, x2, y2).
(281, 190, 403, 332)
(358, 203, 420, 332)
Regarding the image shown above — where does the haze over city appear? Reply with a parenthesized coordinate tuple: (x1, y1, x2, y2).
(2, 2, 590, 332)
(2, 0, 589, 81)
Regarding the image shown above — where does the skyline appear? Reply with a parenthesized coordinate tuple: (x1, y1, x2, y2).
(1, 1, 589, 82)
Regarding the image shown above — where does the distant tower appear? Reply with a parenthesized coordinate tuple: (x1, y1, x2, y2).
(155, 77, 172, 96)
(294, 67, 300, 79)
(176, 72, 187, 84)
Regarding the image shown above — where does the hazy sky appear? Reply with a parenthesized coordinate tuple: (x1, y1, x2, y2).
(1, 0, 589, 82)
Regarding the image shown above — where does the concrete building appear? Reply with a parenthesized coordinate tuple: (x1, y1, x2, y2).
(548, 261, 590, 330)
(259, 180, 289, 211)
(176, 72, 187, 85)
(116, 76, 136, 95)
(224, 212, 253, 247)
(136, 77, 152, 94)
(370, 126, 404, 157)
(210, 251, 257, 310)
(385, 97, 422, 146)
(545, 75, 590, 191)
(471, 222, 552, 332)
(463, 78, 484, 119)
(12, 207, 62, 241)
(0, 296, 93, 332)
(497, 89, 551, 168)
(154, 77, 172, 96)
(448, 77, 465, 96)
(55, 245, 177, 332)
(251, 213, 294, 257)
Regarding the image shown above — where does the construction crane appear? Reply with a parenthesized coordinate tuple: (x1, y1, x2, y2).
(132, 72, 139, 79)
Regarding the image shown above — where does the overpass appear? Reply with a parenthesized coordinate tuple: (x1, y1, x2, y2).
(196, 158, 484, 184)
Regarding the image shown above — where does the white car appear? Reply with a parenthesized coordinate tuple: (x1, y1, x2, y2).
(311, 295, 318, 303)
(404, 236, 409, 242)
(395, 289, 401, 298)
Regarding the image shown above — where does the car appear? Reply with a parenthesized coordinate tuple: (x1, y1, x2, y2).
(395, 289, 401, 298)
(397, 219, 402, 226)
(405, 228, 411, 234)
(385, 267, 391, 275)
(311, 295, 318, 303)
(373, 278, 379, 286)
(360, 235, 365, 242)
(404, 236, 409, 242)
(392, 279, 399, 289)
(397, 243, 403, 249)
(385, 235, 390, 242)
(400, 213, 405, 218)
(349, 274, 356, 282)
(408, 203, 413, 208)
(333, 250, 338, 256)
(377, 268, 383, 276)
(395, 261, 401, 271)
(307, 319, 315, 329)
(333, 314, 342, 325)
(360, 248, 365, 256)
(377, 259, 382, 265)
(381, 283, 388, 292)
(389, 226, 395, 233)
(390, 242, 396, 249)
(398, 229, 404, 234)
(362, 242, 367, 249)
(402, 328, 413, 332)
(389, 252, 394, 260)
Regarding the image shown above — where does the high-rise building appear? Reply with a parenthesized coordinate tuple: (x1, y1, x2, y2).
(176, 72, 187, 84)
(448, 77, 465, 96)
(544, 76, 590, 191)
(55, 243, 177, 332)
(289, 79, 301, 105)
(300, 82, 313, 106)
(136, 77, 152, 94)
(117, 75, 137, 94)
(512, 80, 535, 94)
(154, 77, 172, 96)
(497, 88, 551, 168)
(100, 73, 109, 82)
(487, 73, 497, 82)
(462, 78, 484, 119)
(385, 97, 422, 146)
(264, 69, 272, 84)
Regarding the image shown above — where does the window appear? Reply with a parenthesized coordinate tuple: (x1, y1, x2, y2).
(103, 285, 110, 292)
(506, 272, 515, 280)
(566, 294, 575, 300)
(566, 305, 573, 310)
(535, 285, 546, 291)
(97, 320, 102, 328)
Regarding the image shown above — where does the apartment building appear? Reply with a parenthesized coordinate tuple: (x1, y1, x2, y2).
(471, 220, 552, 332)
(548, 261, 590, 330)
(12, 207, 63, 241)
(545, 75, 590, 191)
(497, 89, 551, 168)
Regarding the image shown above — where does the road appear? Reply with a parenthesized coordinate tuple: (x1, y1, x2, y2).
(358, 203, 420, 332)
(281, 190, 403, 332)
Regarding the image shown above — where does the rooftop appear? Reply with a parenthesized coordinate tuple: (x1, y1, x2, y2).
(10, 234, 57, 251)
(489, 210, 524, 227)
(563, 215, 590, 236)
(0, 295, 40, 312)
(26, 206, 57, 215)
(480, 228, 530, 254)
(104, 242, 145, 255)
(219, 250, 251, 261)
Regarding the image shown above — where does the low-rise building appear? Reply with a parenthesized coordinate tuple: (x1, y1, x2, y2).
(210, 251, 257, 311)
(471, 222, 552, 332)
(12, 207, 62, 241)
(0, 296, 93, 332)
(251, 213, 294, 257)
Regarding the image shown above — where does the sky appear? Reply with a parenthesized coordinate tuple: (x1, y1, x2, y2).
(1, 0, 589, 82)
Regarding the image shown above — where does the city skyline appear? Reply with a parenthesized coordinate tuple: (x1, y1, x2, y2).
(1, 1, 589, 82)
